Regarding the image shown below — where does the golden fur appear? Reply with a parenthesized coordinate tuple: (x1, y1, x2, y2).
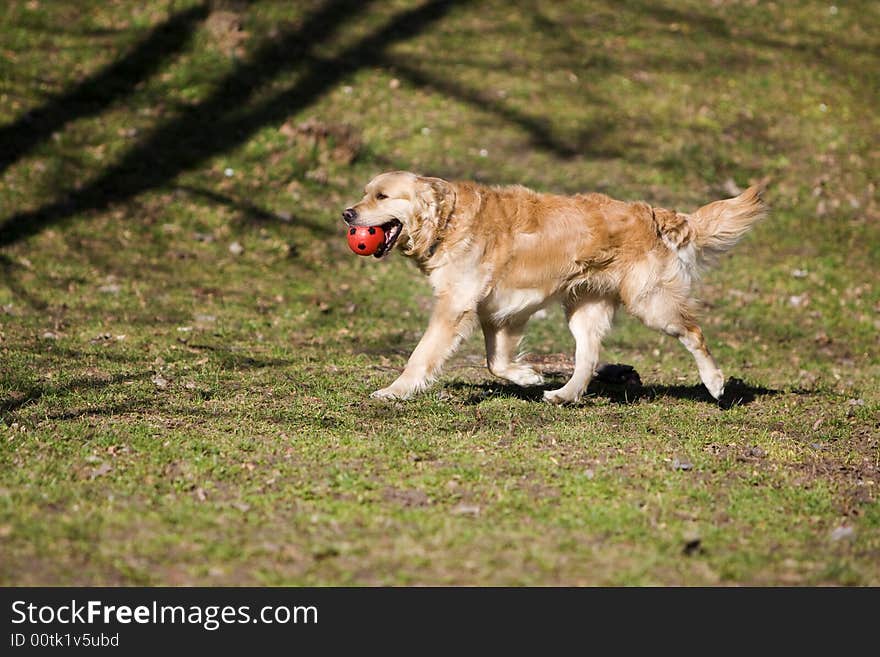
(344, 171, 766, 403)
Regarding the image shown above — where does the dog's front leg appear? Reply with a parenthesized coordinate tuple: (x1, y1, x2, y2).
(371, 296, 475, 400)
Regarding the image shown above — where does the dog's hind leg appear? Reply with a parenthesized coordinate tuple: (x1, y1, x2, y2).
(677, 324, 725, 399)
(543, 295, 616, 404)
(480, 314, 544, 387)
(627, 290, 725, 400)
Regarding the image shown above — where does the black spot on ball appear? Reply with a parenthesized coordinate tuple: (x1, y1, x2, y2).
(368, 227, 376, 235)
(349, 228, 356, 235)
(358, 243, 366, 250)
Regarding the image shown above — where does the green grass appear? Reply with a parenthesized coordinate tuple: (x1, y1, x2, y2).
(0, 0, 878, 585)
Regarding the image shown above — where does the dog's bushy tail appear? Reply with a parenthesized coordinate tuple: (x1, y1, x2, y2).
(654, 184, 767, 271)
(689, 184, 767, 261)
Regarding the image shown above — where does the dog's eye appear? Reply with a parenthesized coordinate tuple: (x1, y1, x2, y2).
(375, 193, 388, 200)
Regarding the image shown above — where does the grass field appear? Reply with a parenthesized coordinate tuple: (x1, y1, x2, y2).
(1, 0, 878, 585)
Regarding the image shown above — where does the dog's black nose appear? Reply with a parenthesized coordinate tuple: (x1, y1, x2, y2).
(342, 208, 356, 223)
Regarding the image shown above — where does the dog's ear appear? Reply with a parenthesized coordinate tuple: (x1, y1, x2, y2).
(416, 176, 455, 226)
(406, 176, 456, 259)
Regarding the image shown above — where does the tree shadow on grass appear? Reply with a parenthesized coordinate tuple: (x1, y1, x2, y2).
(0, 371, 153, 417)
(0, 253, 50, 310)
(1, 341, 292, 420)
(0, 4, 210, 176)
(182, 342, 293, 371)
(0, 0, 468, 247)
(383, 59, 622, 161)
(174, 185, 335, 235)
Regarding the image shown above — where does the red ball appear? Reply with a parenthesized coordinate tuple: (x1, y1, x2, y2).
(346, 224, 385, 256)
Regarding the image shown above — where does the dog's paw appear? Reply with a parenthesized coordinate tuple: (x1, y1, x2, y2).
(542, 388, 579, 405)
(371, 383, 418, 400)
(504, 367, 545, 387)
(371, 386, 406, 400)
(703, 371, 725, 400)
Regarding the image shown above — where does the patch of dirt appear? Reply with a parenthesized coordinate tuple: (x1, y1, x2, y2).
(206, 10, 249, 57)
(517, 476, 561, 500)
(279, 118, 362, 166)
(704, 397, 880, 515)
(382, 487, 432, 508)
(524, 352, 573, 377)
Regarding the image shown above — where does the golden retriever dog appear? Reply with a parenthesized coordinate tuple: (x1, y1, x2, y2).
(343, 171, 766, 403)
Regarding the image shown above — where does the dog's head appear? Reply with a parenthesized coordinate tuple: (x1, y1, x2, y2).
(342, 171, 455, 259)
